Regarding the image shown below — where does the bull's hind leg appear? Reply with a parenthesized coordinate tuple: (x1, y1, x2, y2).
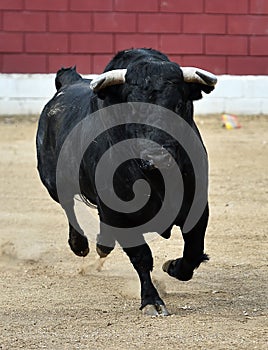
(163, 204, 209, 281)
(123, 243, 169, 316)
(95, 216, 116, 258)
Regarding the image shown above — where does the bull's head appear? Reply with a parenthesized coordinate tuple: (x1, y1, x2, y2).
(90, 62, 216, 119)
(89, 61, 217, 170)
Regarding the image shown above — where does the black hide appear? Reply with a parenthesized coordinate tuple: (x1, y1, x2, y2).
(36, 48, 214, 313)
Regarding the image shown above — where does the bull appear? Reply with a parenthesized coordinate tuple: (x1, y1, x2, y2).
(36, 48, 217, 316)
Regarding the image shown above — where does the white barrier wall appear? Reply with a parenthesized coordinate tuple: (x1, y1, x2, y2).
(194, 75, 268, 115)
(0, 74, 268, 115)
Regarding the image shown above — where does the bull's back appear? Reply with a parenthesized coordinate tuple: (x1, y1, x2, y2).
(36, 81, 94, 202)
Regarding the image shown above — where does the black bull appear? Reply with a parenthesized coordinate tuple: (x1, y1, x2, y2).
(36, 48, 217, 316)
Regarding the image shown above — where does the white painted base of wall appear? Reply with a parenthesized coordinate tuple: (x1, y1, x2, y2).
(0, 74, 267, 116)
(194, 75, 268, 115)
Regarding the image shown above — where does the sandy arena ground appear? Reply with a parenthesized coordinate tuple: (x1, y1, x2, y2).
(0, 115, 267, 349)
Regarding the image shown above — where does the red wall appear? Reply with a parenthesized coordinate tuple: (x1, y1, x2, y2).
(1, 0, 268, 74)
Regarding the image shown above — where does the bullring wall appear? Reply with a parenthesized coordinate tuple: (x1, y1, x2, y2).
(1, 0, 268, 75)
(0, 0, 268, 115)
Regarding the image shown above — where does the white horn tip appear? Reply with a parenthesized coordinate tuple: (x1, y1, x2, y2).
(182, 67, 217, 86)
(90, 76, 106, 90)
(90, 69, 127, 91)
(196, 69, 217, 86)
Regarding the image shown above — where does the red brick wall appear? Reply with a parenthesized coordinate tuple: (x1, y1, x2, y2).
(1, 0, 268, 74)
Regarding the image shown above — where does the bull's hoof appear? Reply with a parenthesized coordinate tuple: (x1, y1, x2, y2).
(162, 258, 193, 281)
(162, 259, 173, 273)
(68, 235, 89, 257)
(96, 244, 114, 258)
(142, 304, 170, 317)
(163, 255, 209, 281)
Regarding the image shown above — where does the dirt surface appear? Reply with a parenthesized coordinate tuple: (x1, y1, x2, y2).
(0, 115, 267, 350)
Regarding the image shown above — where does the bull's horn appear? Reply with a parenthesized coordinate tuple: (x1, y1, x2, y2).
(181, 67, 217, 86)
(90, 69, 127, 91)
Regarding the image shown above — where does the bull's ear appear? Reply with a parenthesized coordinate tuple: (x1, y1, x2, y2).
(187, 83, 215, 101)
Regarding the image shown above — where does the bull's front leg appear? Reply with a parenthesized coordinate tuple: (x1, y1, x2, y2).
(163, 204, 209, 281)
(62, 198, 90, 257)
(68, 223, 89, 257)
(123, 244, 169, 316)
